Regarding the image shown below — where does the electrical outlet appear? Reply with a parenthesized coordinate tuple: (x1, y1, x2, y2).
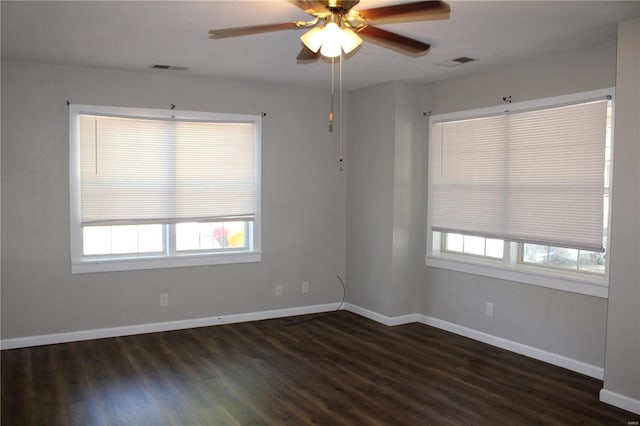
(485, 302, 494, 317)
(275, 284, 283, 296)
(302, 281, 309, 293)
(160, 293, 169, 307)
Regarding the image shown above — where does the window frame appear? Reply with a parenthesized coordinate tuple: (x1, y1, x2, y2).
(69, 104, 262, 274)
(425, 89, 614, 298)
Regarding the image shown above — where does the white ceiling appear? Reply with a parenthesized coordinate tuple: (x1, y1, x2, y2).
(2, 1, 639, 90)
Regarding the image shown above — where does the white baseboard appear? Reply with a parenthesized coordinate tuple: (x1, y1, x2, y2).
(343, 303, 603, 380)
(417, 315, 604, 379)
(343, 303, 419, 326)
(600, 389, 640, 415)
(0, 301, 606, 382)
(0, 303, 340, 350)
(3, 300, 636, 414)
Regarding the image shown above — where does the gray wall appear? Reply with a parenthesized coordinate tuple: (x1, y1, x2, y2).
(346, 82, 396, 315)
(426, 41, 617, 114)
(421, 41, 617, 368)
(346, 81, 426, 317)
(603, 17, 640, 402)
(390, 83, 426, 316)
(346, 41, 617, 368)
(1, 61, 346, 338)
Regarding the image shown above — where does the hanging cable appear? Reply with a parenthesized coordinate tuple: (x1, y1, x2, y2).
(338, 49, 344, 171)
(329, 56, 335, 132)
(278, 275, 346, 326)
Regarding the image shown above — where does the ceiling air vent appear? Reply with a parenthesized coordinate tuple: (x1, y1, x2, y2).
(150, 64, 190, 71)
(436, 57, 476, 67)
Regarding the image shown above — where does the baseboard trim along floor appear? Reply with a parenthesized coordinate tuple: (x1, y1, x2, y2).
(600, 389, 640, 416)
(342, 303, 604, 379)
(0, 302, 604, 379)
(0, 303, 340, 350)
(3, 301, 637, 415)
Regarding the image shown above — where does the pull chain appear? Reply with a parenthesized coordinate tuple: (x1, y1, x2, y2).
(338, 49, 344, 170)
(329, 56, 335, 132)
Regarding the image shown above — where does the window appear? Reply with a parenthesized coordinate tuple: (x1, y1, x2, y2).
(426, 89, 613, 298)
(443, 233, 504, 259)
(520, 244, 606, 274)
(69, 105, 261, 273)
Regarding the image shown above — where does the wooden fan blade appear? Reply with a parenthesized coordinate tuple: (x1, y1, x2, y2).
(356, 1, 450, 24)
(358, 26, 430, 56)
(209, 22, 301, 39)
(296, 45, 320, 61)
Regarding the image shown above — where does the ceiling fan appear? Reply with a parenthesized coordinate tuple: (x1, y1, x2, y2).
(209, 1, 451, 60)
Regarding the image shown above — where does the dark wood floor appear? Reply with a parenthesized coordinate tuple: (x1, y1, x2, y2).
(2, 311, 638, 425)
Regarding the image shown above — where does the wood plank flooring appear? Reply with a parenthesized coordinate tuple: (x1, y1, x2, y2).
(2, 311, 638, 425)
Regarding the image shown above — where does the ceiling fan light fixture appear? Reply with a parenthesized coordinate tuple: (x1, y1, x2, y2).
(302, 21, 362, 58)
(212, 0, 451, 59)
(301, 26, 324, 53)
(319, 21, 343, 57)
(340, 27, 362, 54)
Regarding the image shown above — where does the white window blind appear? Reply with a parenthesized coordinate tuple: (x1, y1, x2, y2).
(430, 99, 608, 252)
(79, 114, 257, 225)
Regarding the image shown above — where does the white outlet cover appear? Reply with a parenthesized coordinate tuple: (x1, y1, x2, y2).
(486, 302, 494, 317)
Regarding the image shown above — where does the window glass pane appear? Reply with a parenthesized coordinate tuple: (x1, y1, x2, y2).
(548, 247, 578, 270)
(83, 224, 163, 255)
(522, 243, 548, 264)
(111, 225, 140, 254)
(83, 226, 112, 255)
(578, 250, 606, 274)
(445, 233, 463, 252)
(226, 221, 247, 248)
(463, 235, 485, 256)
(211, 223, 228, 249)
(199, 222, 221, 250)
(137, 224, 163, 253)
(521, 243, 607, 274)
(175, 221, 249, 251)
(603, 194, 609, 245)
(176, 222, 200, 251)
(485, 238, 504, 259)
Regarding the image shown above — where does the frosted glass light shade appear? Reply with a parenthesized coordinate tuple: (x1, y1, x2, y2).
(301, 22, 363, 58)
(340, 27, 362, 54)
(319, 22, 342, 58)
(300, 26, 324, 53)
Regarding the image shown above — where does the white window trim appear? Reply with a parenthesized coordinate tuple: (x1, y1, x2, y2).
(425, 89, 614, 299)
(69, 104, 262, 274)
(71, 251, 262, 274)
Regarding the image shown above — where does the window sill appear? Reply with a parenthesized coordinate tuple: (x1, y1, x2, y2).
(425, 253, 608, 298)
(72, 251, 262, 274)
